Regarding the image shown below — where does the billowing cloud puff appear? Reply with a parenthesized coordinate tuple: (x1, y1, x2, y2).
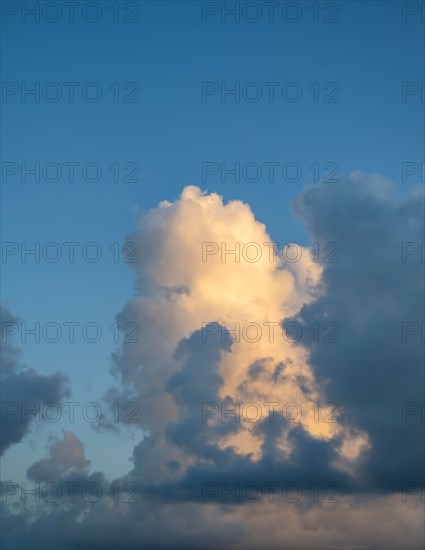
(109, 185, 365, 478)
(27, 431, 90, 481)
(0, 306, 70, 455)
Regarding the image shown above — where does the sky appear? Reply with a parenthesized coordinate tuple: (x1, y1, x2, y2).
(1, 1, 424, 549)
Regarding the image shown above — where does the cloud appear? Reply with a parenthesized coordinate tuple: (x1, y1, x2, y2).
(107, 185, 362, 478)
(27, 431, 90, 482)
(290, 173, 425, 489)
(1, 177, 424, 549)
(0, 306, 70, 455)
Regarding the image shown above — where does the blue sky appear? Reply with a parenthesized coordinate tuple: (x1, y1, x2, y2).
(1, 2, 424, 548)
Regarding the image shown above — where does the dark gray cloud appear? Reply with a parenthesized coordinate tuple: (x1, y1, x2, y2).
(0, 305, 70, 455)
(290, 174, 425, 490)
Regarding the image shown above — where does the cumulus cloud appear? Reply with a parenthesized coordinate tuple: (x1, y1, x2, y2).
(27, 431, 90, 481)
(0, 305, 70, 455)
(108, 185, 364, 477)
(291, 173, 425, 489)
